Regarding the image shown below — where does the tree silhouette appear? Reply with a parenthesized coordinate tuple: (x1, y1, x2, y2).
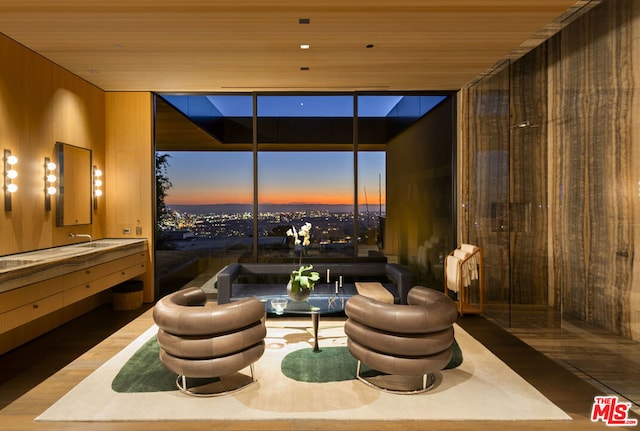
(155, 153, 173, 248)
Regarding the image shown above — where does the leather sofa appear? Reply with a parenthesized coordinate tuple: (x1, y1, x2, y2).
(215, 262, 414, 304)
(344, 285, 458, 393)
(153, 286, 266, 396)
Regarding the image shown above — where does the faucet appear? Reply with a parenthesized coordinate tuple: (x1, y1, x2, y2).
(69, 233, 93, 242)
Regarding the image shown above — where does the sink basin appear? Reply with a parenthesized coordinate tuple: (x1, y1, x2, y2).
(0, 239, 143, 277)
(0, 259, 36, 270)
(76, 242, 116, 248)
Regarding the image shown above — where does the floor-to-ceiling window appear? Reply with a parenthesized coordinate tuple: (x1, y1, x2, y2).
(256, 94, 356, 261)
(257, 150, 355, 261)
(154, 92, 451, 287)
(156, 151, 254, 253)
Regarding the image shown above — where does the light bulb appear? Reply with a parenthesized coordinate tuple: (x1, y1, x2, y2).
(46, 162, 56, 171)
(47, 174, 56, 183)
(94, 169, 103, 177)
(47, 186, 57, 195)
(7, 169, 17, 179)
(94, 179, 103, 187)
(7, 183, 17, 193)
(7, 155, 17, 165)
(94, 189, 103, 197)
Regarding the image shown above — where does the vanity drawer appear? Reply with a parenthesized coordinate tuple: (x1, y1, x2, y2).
(0, 278, 67, 314)
(0, 292, 65, 334)
(61, 266, 104, 287)
(63, 279, 110, 304)
(103, 262, 146, 287)
(96, 251, 146, 276)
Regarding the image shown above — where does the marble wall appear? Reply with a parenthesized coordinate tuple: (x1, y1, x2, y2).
(460, 62, 511, 305)
(461, 0, 640, 339)
(510, 42, 553, 306)
(552, 0, 639, 338)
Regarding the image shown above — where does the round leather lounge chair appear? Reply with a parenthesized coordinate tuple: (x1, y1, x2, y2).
(345, 285, 458, 394)
(153, 286, 266, 396)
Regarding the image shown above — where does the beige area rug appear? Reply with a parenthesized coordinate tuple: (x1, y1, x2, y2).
(36, 319, 571, 422)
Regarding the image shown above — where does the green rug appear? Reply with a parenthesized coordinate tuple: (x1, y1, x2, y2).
(111, 336, 219, 393)
(281, 346, 360, 382)
(111, 336, 175, 393)
(111, 335, 462, 392)
(281, 341, 463, 383)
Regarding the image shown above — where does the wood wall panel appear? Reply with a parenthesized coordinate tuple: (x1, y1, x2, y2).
(0, 33, 105, 256)
(0, 35, 155, 351)
(105, 92, 155, 302)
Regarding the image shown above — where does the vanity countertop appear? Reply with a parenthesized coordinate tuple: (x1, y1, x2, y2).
(0, 238, 148, 293)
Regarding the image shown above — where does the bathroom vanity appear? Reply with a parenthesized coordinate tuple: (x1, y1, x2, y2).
(0, 238, 148, 354)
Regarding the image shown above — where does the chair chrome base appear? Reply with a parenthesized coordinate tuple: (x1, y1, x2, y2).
(355, 360, 436, 394)
(176, 364, 257, 397)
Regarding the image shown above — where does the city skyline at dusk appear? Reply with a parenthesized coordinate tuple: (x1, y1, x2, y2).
(162, 151, 386, 207)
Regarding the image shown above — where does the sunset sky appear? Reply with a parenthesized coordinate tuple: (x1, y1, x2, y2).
(162, 151, 385, 206)
(158, 93, 446, 207)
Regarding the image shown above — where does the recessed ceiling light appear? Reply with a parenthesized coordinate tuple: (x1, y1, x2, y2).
(300, 44, 310, 50)
(299, 18, 310, 24)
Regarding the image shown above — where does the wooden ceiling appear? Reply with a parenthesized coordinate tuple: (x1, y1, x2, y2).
(0, 1, 594, 92)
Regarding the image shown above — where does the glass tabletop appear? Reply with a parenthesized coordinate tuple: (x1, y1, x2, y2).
(262, 294, 347, 315)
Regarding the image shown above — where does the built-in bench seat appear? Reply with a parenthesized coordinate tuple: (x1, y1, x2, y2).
(215, 263, 414, 305)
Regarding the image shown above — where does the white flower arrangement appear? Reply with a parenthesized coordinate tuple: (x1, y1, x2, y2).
(286, 221, 312, 248)
(286, 222, 319, 294)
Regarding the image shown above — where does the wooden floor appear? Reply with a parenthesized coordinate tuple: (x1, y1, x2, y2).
(485, 303, 640, 414)
(0, 304, 637, 431)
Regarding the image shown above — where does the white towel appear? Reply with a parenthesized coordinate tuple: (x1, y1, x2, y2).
(445, 255, 461, 293)
(461, 243, 478, 253)
(453, 249, 469, 260)
(460, 244, 480, 280)
(454, 249, 472, 287)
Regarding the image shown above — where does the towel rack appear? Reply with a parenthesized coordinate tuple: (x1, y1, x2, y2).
(444, 245, 483, 316)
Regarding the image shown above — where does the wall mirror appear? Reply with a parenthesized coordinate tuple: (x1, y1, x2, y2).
(56, 142, 92, 226)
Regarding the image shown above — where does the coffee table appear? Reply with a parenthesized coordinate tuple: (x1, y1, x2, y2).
(264, 286, 347, 353)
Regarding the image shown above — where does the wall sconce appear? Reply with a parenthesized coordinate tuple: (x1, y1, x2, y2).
(44, 157, 57, 211)
(4, 149, 18, 212)
(93, 165, 103, 209)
